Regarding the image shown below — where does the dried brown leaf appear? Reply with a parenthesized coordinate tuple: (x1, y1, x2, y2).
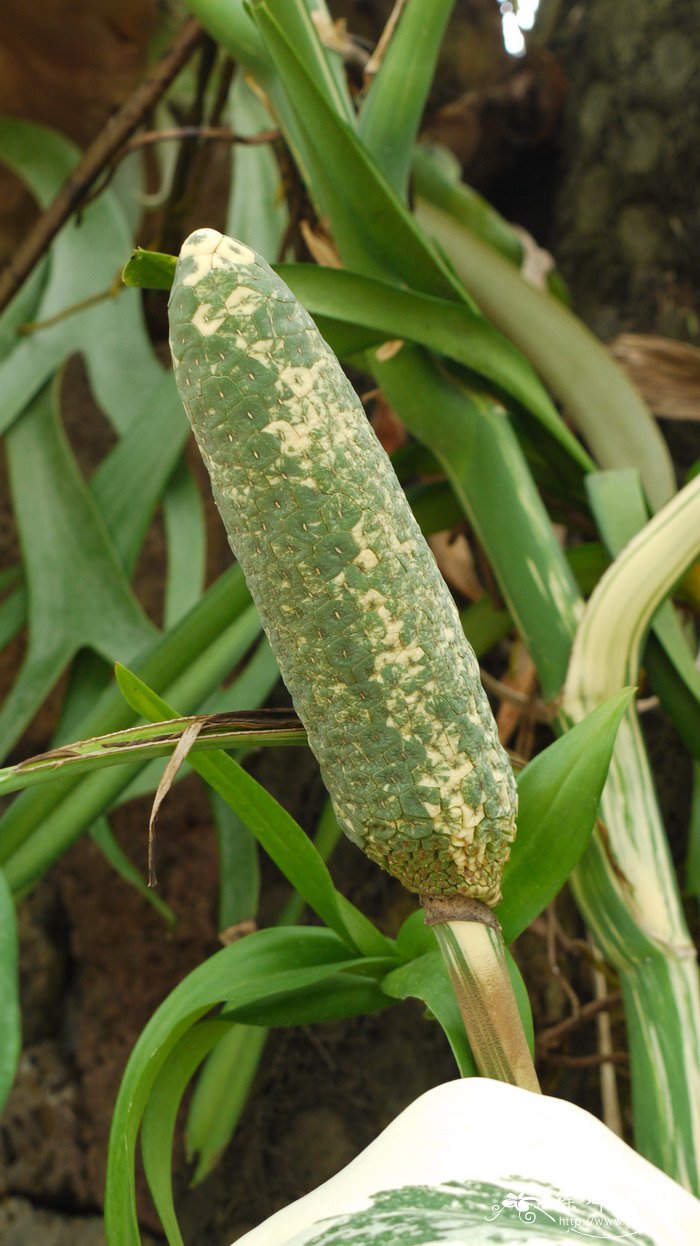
(148, 719, 204, 887)
(429, 530, 483, 601)
(299, 219, 343, 268)
(609, 333, 700, 421)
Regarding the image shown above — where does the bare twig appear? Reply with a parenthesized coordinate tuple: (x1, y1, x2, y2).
(122, 125, 280, 156)
(537, 990, 623, 1052)
(18, 273, 123, 333)
(157, 31, 219, 256)
(543, 1051, 628, 1069)
(148, 719, 204, 885)
(591, 946, 624, 1136)
(545, 901, 581, 1015)
(479, 668, 553, 721)
(81, 126, 280, 208)
(0, 17, 205, 316)
(364, 0, 408, 84)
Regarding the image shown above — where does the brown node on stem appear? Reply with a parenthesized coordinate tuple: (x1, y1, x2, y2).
(421, 893, 501, 930)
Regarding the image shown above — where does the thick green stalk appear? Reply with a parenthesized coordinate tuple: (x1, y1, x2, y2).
(428, 906, 540, 1093)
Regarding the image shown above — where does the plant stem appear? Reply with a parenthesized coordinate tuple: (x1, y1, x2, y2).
(424, 897, 540, 1093)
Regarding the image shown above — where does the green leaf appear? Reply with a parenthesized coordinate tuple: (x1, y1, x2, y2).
(645, 623, 700, 762)
(687, 762, 700, 901)
(567, 542, 610, 597)
(89, 371, 190, 576)
(48, 372, 191, 739)
(89, 816, 176, 927)
(0, 119, 163, 435)
(261, 0, 355, 124)
(251, 1, 466, 300)
(372, 345, 581, 699)
(0, 380, 156, 760)
(0, 585, 26, 652)
(0, 566, 21, 595)
(411, 143, 524, 267)
(105, 926, 363, 1245)
(186, 1023, 268, 1185)
(114, 632, 280, 807)
(223, 967, 392, 1026)
(186, 0, 272, 80)
(382, 951, 477, 1077)
(0, 571, 257, 889)
(121, 248, 177, 291)
(278, 264, 590, 467)
(405, 479, 463, 537)
(0, 664, 296, 800)
(459, 597, 512, 660)
(162, 457, 207, 629)
(211, 789, 260, 931)
(413, 194, 676, 510)
(226, 65, 288, 259)
(395, 906, 434, 960)
(0, 868, 20, 1111)
(187, 795, 345, 1188)
(0, 257, 47, 360)
(114, 663, 392, 957)
(358, 0, 455, 200)
(496, 689, 634, 944)
(141, 1020, 230, 1246)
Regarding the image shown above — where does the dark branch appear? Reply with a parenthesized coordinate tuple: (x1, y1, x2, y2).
(0, 17, 205, 315)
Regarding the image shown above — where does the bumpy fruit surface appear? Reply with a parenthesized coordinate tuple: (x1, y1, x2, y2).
(168, 229, 517, 902)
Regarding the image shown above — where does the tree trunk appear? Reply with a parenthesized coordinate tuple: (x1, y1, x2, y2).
(551, 0, 700, 348)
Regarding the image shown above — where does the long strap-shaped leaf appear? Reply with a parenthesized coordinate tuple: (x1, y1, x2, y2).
(566, 474, 700, 706)
(372, 345, 581, 699)
(0, 380, 156, 760)
(0, 568, 256, 883)
(563, 480, 700, 949)
(225, 66, 288, 264)
(561, 475, 700, 1189)
(251, 2, 467, 300)
(413, 193, 676, 510)
(278, 263, 592, 470)
(104, 927, 380, 1246)
(0, 867, 20, 1113)
(263, 0, 355, 125)
(0, 371, 190, 657)
(0, 709, 306, 798)
(0, 118, 163, 435)
(357, 0, 455, 200)
(585, 469, 700, 758)
(114, 664, 395, 961)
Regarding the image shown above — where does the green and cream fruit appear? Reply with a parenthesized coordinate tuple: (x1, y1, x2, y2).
(168, 229, 517, 904)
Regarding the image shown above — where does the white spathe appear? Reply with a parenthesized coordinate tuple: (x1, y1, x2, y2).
(233, 1079, 700, 1245)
